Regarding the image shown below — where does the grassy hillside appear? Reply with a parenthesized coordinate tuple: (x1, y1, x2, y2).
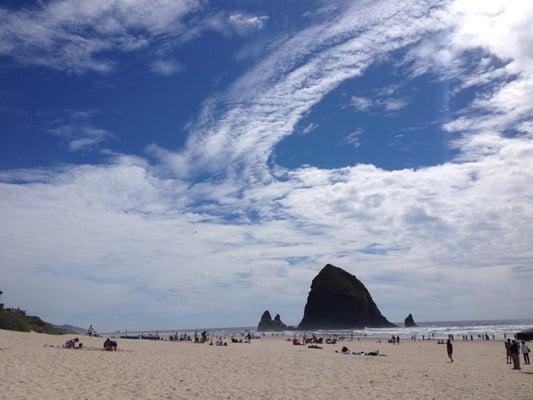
(54, 324, 87, 335)
(0, 309, 67, 335)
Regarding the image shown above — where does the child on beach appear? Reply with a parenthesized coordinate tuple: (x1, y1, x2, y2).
(63, 338, 82, 349)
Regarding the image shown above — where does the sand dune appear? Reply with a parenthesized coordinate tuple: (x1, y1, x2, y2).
(1, 329, 531, 400)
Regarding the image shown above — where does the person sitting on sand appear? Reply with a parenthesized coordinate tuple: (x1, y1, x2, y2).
(292, 336, 302, 346)
(446, 339, 453, 363)
(103, 338, 117, 351)
(63, 338, 81, 349)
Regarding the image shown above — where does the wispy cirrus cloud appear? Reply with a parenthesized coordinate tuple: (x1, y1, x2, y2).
(150, 59, 185, 76)
(350, 95, 409, 113)
(153, 0, 446, 179)
(301, 122, 318, 135)
(344, 129, 363, 148)
(227, 13, 269, 36)
(350, 96, 373, 111)
(0, 1, 270, 74)
(0, 0, 200, 73)
(47, 110, 113, 151)
(350, 84, 408, 113)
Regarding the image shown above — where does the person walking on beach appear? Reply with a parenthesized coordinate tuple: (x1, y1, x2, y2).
(505, 339, 512, 364)
(510, 340, 521, 370)
(446, 339, 453, 363)
(521, 341, 530, 365)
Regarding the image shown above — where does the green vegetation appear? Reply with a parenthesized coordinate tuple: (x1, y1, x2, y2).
(0, 309, 67, 335)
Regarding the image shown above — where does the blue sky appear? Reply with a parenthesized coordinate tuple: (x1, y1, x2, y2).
(1, 0, 533, 331)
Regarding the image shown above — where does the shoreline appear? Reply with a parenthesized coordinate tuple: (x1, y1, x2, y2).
(100, 321, 533, 341)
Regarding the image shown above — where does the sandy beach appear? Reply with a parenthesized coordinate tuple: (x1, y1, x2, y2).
(1, 329, 532, 400)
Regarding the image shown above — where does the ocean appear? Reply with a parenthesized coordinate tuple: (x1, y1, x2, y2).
(107, 319, 533, 339)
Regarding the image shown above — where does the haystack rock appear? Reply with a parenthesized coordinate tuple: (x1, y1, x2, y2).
(257, 310, 288, 331)
(298, 264, 395, 330)
(404, 313, 417, 327)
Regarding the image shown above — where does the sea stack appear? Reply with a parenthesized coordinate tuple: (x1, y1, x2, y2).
(257, 310, 288, 331)
(298, 264, 395, 330)
(404, 313, 417, 327)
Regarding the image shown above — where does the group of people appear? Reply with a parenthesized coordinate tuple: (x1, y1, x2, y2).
(167, 331, 255, 344)
(336, 346, 383, 357)
(63, 337, 118, 351)
(193, 331, 209, 343)
(389, 335, 401, 345)
(212, 337, 227, 346)
(169, 333, 192, 341)
(505, 339, 530, 370)
(291, 334, 338, 346)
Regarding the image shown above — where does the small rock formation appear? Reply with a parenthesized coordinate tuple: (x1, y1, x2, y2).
(404, 313, 417, 327)
(298, 264, 395, 330)
(257, 310, 288, 331)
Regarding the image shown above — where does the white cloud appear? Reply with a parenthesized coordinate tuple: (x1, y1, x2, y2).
(0, 0, 200, 73)
(350, 96, 372, 111)
(406, 0, 533, 162)
(47, 110, 113, 151)
(150, 59, 184, 76)
(228, 13, 269, 35)
(301, 122, 318, 135)
(383, 98, 409, 111)
(2, 131, 533, 328)
(0, 2, 273, 73)
(344, 129, 363, 148)
(350, 90, 408, 113)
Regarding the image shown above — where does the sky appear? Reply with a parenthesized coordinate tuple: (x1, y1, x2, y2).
(1, 0, 532, 331)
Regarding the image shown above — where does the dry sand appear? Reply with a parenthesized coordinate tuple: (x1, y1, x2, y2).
(1, 329, 532, 400)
